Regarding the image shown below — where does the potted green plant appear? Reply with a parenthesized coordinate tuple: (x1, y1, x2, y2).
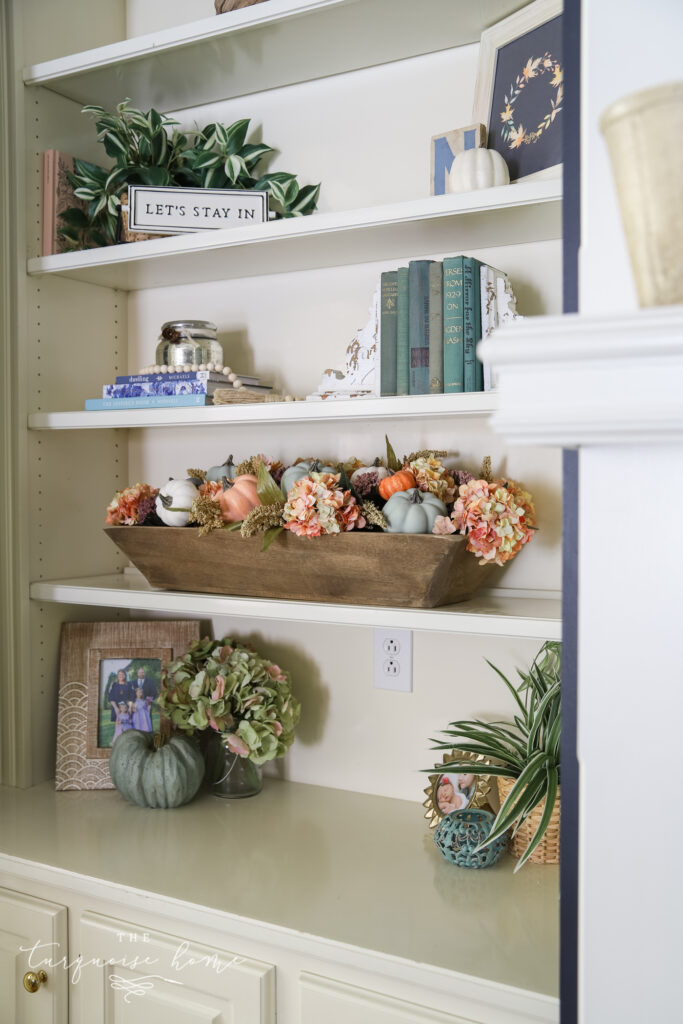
(58, 100, 321, 250)
(429, 640, 561, 870)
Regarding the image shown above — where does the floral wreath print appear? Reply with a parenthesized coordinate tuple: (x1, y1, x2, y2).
(499, 52, 563, 149)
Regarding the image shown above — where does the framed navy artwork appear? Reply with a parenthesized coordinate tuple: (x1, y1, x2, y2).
(473, 0, 563, 182)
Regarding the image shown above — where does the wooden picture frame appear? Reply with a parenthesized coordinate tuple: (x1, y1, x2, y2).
(56, 620, 200, 790)
(472, 0, 563, 183)
(430, 123, 487, 195)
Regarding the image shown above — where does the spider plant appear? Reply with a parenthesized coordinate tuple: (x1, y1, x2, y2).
(429, 640, 561, 870)
(58, 100, 320, 250)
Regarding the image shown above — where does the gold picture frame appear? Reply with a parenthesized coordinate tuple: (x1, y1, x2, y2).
(423, 749, 493, 829)
(56, 620, 200, 790)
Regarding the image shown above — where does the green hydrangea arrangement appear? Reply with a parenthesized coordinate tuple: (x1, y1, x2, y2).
(159, 637, 300, 765)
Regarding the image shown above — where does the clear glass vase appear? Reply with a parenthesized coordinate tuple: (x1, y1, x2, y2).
(205, 733, 262, 799)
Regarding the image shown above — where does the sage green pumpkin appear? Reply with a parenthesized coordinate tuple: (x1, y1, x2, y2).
(109, 731, 205, 809)
(280, 458, 338, 497)
(382, 488, 447, 533)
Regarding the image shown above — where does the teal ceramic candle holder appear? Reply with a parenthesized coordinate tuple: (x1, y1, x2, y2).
(433, 808, 507, 868)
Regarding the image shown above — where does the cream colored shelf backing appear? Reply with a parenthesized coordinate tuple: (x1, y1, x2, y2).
(26, 183, 562, 291)
(23, 0, 529, 112)
(28, 392, 498, 431)
(29, 572, 562, 639)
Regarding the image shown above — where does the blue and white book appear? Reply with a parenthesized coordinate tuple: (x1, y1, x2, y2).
(116, 371, 262, 385)
(85, 394, 210, 411)
(104, 380, 220, 397)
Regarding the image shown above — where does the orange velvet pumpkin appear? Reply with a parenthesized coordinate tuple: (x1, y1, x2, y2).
(217, 474, 260, 523)
(378, 469, 417, 501)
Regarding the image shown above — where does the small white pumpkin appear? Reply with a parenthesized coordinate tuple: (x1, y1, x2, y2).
(448, 148, 510, 193)
(350, 458, 390, 492)
(155, 478, 199, 527)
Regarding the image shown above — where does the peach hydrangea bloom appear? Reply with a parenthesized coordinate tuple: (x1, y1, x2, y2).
(408, 456, 456, 503)
(450, 478, 536, 566)
(283, 472, 366, 539)
(199, 480, 223, 500)
(432, 515, 457, 536)
(105, 483, 159, 526)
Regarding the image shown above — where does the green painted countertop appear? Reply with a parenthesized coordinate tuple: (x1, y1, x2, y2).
(0, 779, 558, 997)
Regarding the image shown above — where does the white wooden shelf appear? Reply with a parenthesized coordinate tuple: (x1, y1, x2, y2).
(480, 305, 683, 446)
(28, 391, 498, 430)
(26, 183, 562, 291)
(23, 0, 528, 112)
(30, 572, 562, 639)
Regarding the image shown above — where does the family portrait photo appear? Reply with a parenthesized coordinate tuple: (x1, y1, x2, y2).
(97, 657, 162, 748)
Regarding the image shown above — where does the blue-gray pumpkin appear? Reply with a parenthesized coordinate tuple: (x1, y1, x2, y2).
(109, 731, 205, 808)
(382, 488, 447, 533)
(206, 454, 237, 483)
(280, 458, 338, 497)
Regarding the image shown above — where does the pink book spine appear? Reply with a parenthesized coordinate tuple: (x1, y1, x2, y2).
(42, 150, 57, 257)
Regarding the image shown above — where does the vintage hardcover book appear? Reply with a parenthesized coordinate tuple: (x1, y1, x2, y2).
(408, 260, 434, 395)
(103, 380, 233, 398)
(463, 257, 485, 392)
(85, 395, 209, 411)
(442, 256, 464, 393)
(42, 150, 86, 257)
(380, 270, 399, 396)
(395, 266, 410, 395)
(428, 261, 444, 393)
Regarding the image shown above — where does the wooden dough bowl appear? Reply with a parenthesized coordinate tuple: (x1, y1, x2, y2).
(105, 526, 498, 608)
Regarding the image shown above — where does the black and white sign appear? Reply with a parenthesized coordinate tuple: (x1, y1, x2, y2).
(127, 185, 269, 234)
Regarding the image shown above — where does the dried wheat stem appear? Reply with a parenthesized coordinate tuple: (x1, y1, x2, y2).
(361, 500, 388, 531)
(235, 455, 260, 476)
(188, 496, 224, 537)
(405, 449, 448, 464)
(241, 503, 285, 538)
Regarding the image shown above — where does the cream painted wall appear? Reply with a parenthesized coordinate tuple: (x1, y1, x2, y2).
(126, 0, 215, 36)
(132, 614, 551, 802)
(19, 0, 125, 63)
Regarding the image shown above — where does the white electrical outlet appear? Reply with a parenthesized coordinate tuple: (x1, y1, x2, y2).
(373, 628, 413, 692)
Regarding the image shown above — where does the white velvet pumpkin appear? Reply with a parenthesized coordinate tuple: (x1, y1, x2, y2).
(448, 148, 510, 193)
(155, 478, 199, 527)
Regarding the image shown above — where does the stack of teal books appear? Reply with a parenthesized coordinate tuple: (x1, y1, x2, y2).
(379, 256, 518, 396)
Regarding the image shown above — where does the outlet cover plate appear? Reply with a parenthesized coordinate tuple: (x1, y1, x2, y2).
(373, 628, 413, 692)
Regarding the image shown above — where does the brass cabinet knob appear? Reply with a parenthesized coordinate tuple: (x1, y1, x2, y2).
(23, 970, 47, 993)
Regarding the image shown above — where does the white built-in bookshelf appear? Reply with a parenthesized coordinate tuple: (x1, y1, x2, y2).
(8, 2, 564, 1019)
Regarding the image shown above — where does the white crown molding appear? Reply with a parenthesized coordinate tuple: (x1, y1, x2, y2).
(478, 307, 683, 447)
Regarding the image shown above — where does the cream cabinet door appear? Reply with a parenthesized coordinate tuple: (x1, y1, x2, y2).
(0, 886, 68, 1024)
(75, 911, 274, 1024)
(300, 972, 479, 1024)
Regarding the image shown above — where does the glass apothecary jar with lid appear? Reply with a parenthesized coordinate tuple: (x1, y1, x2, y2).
(155, 320, 223, 368)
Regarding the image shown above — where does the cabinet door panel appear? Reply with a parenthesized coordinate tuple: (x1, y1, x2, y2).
(77, 911, 274, 1024)
(0, 886, 68, 1024)
(300, 972, 479, 1024)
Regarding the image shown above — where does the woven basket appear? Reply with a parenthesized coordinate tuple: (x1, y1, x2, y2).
(119, 191, 171, 244)
(497, 775, 560, 865)
(215, 0, 270, 12)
